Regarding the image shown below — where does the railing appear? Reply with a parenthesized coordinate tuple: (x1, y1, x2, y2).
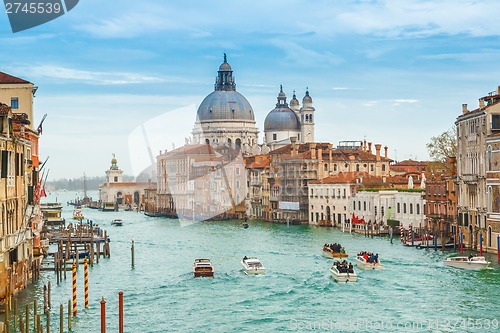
(462, 174, 478, 184)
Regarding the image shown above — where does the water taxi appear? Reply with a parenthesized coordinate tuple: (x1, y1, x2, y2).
(111, 219, 123, 226)
(322, 244, 348, 258)
(73, 208, 84, 221)
(356, 252, 382, 270)
(101, 202, 115, 211)
(444, 256, 491, 270)
(329, 262, 357, 282)
(193, 259, 214, 278)
(241, 257, 266, 275)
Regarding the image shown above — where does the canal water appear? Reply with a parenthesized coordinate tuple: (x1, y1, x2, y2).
(12, 192, 500, 332)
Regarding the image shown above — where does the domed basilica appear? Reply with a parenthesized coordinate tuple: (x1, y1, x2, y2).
(192, 55, 315, 154)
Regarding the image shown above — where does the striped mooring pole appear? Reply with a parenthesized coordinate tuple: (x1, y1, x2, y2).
(72, 263, 77, 316)
(84, 258, 89, 309)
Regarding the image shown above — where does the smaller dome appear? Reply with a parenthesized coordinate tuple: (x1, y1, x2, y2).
(264, 107, 301, 131)
(303, 89, 312, 104)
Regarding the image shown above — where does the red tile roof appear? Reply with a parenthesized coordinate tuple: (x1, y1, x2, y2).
(0, 71, 31, 84)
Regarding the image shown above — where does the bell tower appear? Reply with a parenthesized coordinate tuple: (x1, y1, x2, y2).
(300, 89, 315, 143)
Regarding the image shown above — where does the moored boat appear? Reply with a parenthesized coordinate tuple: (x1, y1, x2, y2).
(241, 257, 265, 275)
(193, 258, 214, 278)
(329, 261, 357, 282)
(322, 243, 348, 258)
(444, 256, 490, 270)
(356, 252, 382, 270)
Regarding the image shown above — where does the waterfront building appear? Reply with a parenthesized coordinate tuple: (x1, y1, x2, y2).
(455, 87, 500, 250)
(245, 154, 271, 220)
(263, 87, 315, 150)
(157, 144, 246, 220)
(308, 172, 376, 226)
(99, 155, 155, 208)
(390, 159, 427, 175)
(267, 139, 392, 223)
(192, 54, 259, 154)
(486, 118, 500, 251)
(0, 102, 39, 301)
(351, 188, 425, 229)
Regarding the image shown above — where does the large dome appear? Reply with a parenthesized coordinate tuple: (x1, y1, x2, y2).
(264, 106, 300, 131)
(197, 90, 255, 122)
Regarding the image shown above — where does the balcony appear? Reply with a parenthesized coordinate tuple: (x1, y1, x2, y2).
(462, 174, 478, 184)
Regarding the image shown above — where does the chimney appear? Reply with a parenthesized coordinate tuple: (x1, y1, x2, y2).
(384, 146, 388, 158)
(363, 139, 367, 151)
(368, 142, 372, 154)
(462, 104, 468, 114)
(310, 143, 317, 160)
(328, 144, 333, 160)
(375, 144, 382, 161)
(479, 99, 485, 108)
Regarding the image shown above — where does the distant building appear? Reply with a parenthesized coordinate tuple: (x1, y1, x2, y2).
(99, 155, 155, 208)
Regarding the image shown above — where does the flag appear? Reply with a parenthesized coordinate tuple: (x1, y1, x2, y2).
(41, 188, 47, 197)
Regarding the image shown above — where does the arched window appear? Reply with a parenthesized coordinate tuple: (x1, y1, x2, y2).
(310, 114, 313, 122)
(397, 203, 400, 213)
(403, 203, 407, 214)
(235, 138, 241, 149)
(363, 201, 366, 211)
(324, 163, 328, 171)
(334, 164, 337, 171)
(488, 145, 493, 170)
(416, 204, 420, 215)
(410, 203, 413, 214)
(382, 164, 386, 171)
(370, 165, 374, 172)
(356, 164, 360, 172)
(205, 139, 210, 144)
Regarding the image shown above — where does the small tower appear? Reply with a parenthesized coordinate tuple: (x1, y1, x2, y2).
(105, 153, 123, 184)
(300, 88, 315, 143)
(289, 90, 300, 118)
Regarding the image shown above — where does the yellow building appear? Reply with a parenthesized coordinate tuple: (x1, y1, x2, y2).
(0, 71, 37, 130)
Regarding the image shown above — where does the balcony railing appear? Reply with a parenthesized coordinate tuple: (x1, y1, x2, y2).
(462, 174, 478, 184)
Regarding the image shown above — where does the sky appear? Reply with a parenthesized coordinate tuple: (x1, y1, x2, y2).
(2, 0, 500, 180)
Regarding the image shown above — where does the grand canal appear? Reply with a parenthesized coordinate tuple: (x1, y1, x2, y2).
(12, 192, 500, 332)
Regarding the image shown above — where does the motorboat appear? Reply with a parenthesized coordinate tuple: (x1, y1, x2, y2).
(73, 208, 84, 221)
(322, 245, 348, 259)
(403, 235, 433, 247)
(356, 254, 383, 270)
(241, 257, 266, 275)
(193, 259, 214, 278)
(329, 263, 357, 282)
(242, 221, 249, 229)
(444, 256, 491, 270)
(111, 219, 123, 226)
(101, 202, 115, 211)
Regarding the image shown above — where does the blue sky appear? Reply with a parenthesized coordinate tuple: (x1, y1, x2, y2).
(2, 0, 500, 179)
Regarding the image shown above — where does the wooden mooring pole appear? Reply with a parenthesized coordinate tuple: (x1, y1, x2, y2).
(100, 297, 106, 333)
(118, 292, 124, 333)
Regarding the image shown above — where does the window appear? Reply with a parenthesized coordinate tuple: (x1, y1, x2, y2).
(273, 133, 277, 140)
(334, 164, 337, 171)
(397, 203, 400, 213)
(11, 98, 19, 109)
(382, 164, 386, 171)
(324, 163, 328, 171)
(416, 204, 420, 215)
(356, 164, 360, 172)
(236, 167, 240, 175)
(114, 176, 118, 182)
(370, 165, 374, 172)
(363, 201, 366, 211)
(403, 203, 407, 214)
(410, 204, 413, 214)
(493, 114, 500, 130)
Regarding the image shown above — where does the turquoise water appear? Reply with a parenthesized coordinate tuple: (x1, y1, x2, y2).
(8, 192, 500, 332)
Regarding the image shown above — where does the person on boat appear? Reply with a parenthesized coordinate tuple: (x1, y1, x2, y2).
(375, 253, 379, 263)
(468, 253, 473, 260)
(243, 256, 248, 261)
(348, 263, 354, 273)
(363, 252, 369, 262)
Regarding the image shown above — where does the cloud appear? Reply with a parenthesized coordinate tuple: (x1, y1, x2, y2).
(9, 65, 184, 85)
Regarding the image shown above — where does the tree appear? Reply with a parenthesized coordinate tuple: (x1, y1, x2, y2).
(426, 127, 457, 162)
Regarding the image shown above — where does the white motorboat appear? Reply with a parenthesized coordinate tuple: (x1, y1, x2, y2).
(329, 263, 357, 282)
(356, 255, 383, 270)
(241, 257, 266, 275)
(111, 219, 123, 226)
(444, 256, 491, 270)
(322, 246, 348, 259)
